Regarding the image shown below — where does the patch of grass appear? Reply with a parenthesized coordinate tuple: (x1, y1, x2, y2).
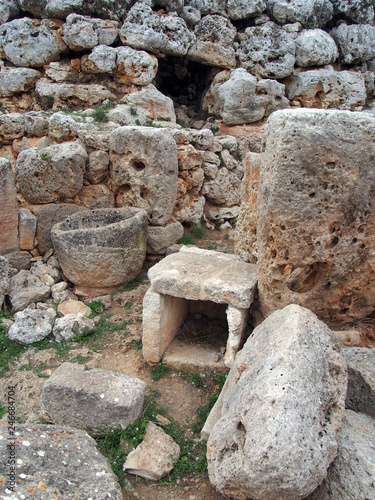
(0, 311, 29, 377)
(130, 106, 138, 116)
(87, 299, 104, 317)
(132, 340, 143, 351)
(93, 101, 114, 123)
(18, 361, 49, 379)
(135, 119, 141, 126)
(207, 242, 218, 250)
(228, 217, 237, 228)
(123, 276, 147, 290)
(41, 94, 54, 110)
(221, 142, 232, 150)
(149, 362, 171, 381)
(71, 354, 91, 364)
(190, 222, 206, 240)
(177, 233, 195, 245)
(210, 126, 220, 135)
(39, 152, 51, 162)
(214, 215, 222, 231)
(177, 118, 186, 127)
(234, 152, 243, 162)
(0, 401, 7, 419)
(218, 152, 224, 166)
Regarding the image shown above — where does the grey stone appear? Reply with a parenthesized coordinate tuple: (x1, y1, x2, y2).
(286, 66, 366, 110)
(207, 304, 347, 500)
(0, 256, 9, 309)
(0, 113, 25, 142)
(227, 0, 266, 20)
(238, 22, 296, 79)
(341, 347, 375, 419)
(308, 410, 375, 500)
(295, 29, 338, 67)
(147, 222, 184, 254)
(30, 261, 61, 283)
(63, 14, 119, 51)
(202, 167, 241, 206)
(180, 5, 201, 25)
(331, 0, 375, 25)
(124, 422, 180, 480)
(48, 111, 94, 141)
(0, 158, 19, 255)
(120, 3, 194, 57)
(257, 109, 375, 324)
(41, 362, 146, 431)
(16, 141, 87, 204)
(120, 84, 176, 122)
(331, 23, 375, 64)
(52, 208, 147, 288)
(0, 424, 123, 500)
(0, 67, 40, 97)
(9, 270, 51, 312)
(172, 127, 214, 149)
(204, 68, 289, 125)
(24, 111, 50, 138)
(52, 313, 96, 342)
(267, 0, 333, 27)
(18, 0, 47, 17)
(4, 250, 32, 271)
(0, 18, 66, 67)
(8, 307, 56, 344)
(109, 126, 178, 226)
(188, 15, 236, 68)
(0, 0, 20, 24)
(187, 0, 226, 16)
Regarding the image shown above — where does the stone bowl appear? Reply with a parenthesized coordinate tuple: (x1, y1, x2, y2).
(51, 208, 148, 288)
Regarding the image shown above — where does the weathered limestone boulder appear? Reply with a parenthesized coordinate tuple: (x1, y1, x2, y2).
(0, 424, 123, 500)
(4, 250, 32, 271)
(147, 222, 184, 254)
(267, 0, 333, 27)
(172, 127, 214, 150)
(0, 113, 26, 143)
(82, 45, 158, 85)
(0, 158, 19, 255)
(57, 299, 91, 317)
(63, 14, 119, 51)
(44, 61, 72, 81)
(78, 184, 115, 209)
(202, 167, 241, 206)
(120, 3, 194, 57)
(180, 5, 201, 25)
(308, 410, 375, 500)
(9, 270, 51, 312)
(16, 141, 87, 204)
(188, 15, 236, 68)
(52, 313, 95, 342)
(227, 0, 266, 20)
(0, 18, 66, 67)
(48, 111, 94, 141)
(0, 0, 20, 24)
(295, 29, 338, 67)
(52, 208, 147, 288)
(0, 67, 40, 97)
(121, 84, 176, 122)
(86, 150, 109, 184)
(8, 307, 56, 344)
(207, 304, 347, 500)
(332, 24, 375, 65)
(286, 66, 366, 110)
(35, 78, 116, 107)
(109, 126, 178, 226)
(0, 256, 10, 309)
(177, 144, 203, 171)
(331, 0, 375, 24)
(257, 109, 375, 324)
(187, 0, 226, 16)
(341, 347, 375, 419)
(238, 22, 296, 79)
(204, 68, 289, 125)
(30, 261, 61, 284)
(41, 362, 146, 431)
(19, 209, 37, 251)
(124, 422, 180, 480)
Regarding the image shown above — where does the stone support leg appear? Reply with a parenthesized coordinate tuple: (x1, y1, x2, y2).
(224, 305, 248, 367)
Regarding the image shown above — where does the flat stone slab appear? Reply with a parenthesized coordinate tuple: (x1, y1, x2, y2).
(163, 337, 226, 370)
(0, 424, 123, 500)
(148, 247, 257, 309)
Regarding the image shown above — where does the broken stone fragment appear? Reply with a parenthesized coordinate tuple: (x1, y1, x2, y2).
(9, 270, 51, 312)
(52, 312, 96, 342)
(8, 307, 56, 344)
(57, 299, 91, 317)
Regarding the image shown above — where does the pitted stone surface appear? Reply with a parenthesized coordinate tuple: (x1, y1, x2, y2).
(331, 23, 375, 64)
(8, 307, 56, 344)
(148, 247, 257, 309)
(0, 67, 40, 97)
(9, 270, 51, 312)
(295, 29, 338, 67)
(267, 0, 333, 27)
(63, 13, 119, 51)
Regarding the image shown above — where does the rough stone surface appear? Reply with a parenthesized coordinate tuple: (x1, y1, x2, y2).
(57, 299, 91, 317)
(0, 256, 10, 309)
(63, 13, 119, 51)
(8, 307, 56, 344)
(0, 424, 123, 500)
(30, 260, 61, 283)
(52, 312, 95, 342)
(86, 149, 109, 184)
(9, 270, 50, 312)
(341, 347, 375, 419)
(202, 167, 241, 206)
(0, 158, 19, 255)
(204, 68, 289, 125)
(267, 0, 333, 27)
(227, 0, 266, 20)
(0, 18, 66, 67)
(18, 208, 37, 251)
(331, 0, 375, 24)
(295, 29, 338, 67)
(78, 184, 115, 209)
(238, 22, 296, 79)
(124, 422, 180, 480)
(308, 410, 375, 500)
(286, 66, 366, 110)
(109, 126, 178, 226)
(0, 67, 40, 97)
(16, 141, 87, 204)
(207, 304, 347, 500)
(147, 222, 184, 254)
(4, 250, 32, 271)
(0, 0, 20, 24)
(121, 84, 176, 122)
(188, 15, 236, 68)
(0, 113, 25, 142)
(41, 362, 146, 431)
(257, 109, 375, 324)
(331, 23, 375, 64)
(120, 3, 194, 57)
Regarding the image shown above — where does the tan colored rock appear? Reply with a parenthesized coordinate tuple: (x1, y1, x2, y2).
(202, 167, 241, 206)
(177, 144, 203, 171)
(332, 329, 361, 348)
(57, 299, 91, 317)
(121, 84, 176, 122)
(174, 167, 205, 224)
(86, 150, 109, 185)
(147, 222, 184, 254)
(18, 208, 37, 251)
(0, 113, 25, 142)
(124, 422, 180, 480)
(0, 158, 19, 254)
(77, 184, 115, 209)
(257, 109, 375, 324)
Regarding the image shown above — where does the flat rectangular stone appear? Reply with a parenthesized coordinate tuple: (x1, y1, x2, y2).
(148, 247, 257, 309)
(0, 158, 19, 254)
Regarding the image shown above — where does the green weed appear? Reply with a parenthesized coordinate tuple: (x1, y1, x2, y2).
(0, 311, 28, 377)
(149, 362, 171, 381)
(123, 276, 147, 290)
(132, 340, 143, 351)
(207, 242, 218, 250)
(87, 300, 104, 317)
(18, 361, 49, 379)
(177, 118, 186, 127)
(71, 354, 91, 364)
(39, 152, 51, 162)
(135, 119, 141, 126)
(0, 401, 7, 419)
(234, 152, 243, 162)
(177, 233, 195, 245)
(41, 95, 54, 110)
(130, 106, 138, 116)
(219, 153, 224, 166)
(190, 223, 206, 240)
(210, 126, 220, 135)
(221, 142, 232, 150)
(93, 101, 114, 123)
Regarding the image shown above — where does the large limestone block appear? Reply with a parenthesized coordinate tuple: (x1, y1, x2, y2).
(267, 0, 333, 27)
(109, 126, 178, 226)
(341, 347, 375, 419)
(121, 84, 176, 122)
(187, 0, 226, 16)
(308, 410, 375, 500)
(18, 208, 37, 250)
(63, 14, 119, 51)
(204, 68, 289, 125)
(120, 3, 194, 57)
(331, 23, 375, 64)
(0, 0, 19, 24)
(0, 67, 40, 97)
(0, 424, 123, 500)
(0, 158, 19, 255)
(207, 304, 347, 500)
(331, 0, 375, 24)
(295, 29, 338, 67)
(188, 15, 236, 68)
(257, 109, 375, 324)
(147, 222, 184, 254)
(0, 113, 25, 142)
(286, 66, 366, 110)
(41, 362, 146, 431)
(238, 22, 296, 79)
(43, 0, 133, 21)
(8, 307, 56, 344)
(202, 167, 241, 206)
(9, 270, 50, 312)
(124, 422, 180, 480)
(0, 256, 10, 309)
(0, 18, 66, 67)
(227, 0, 266, 20)
(16, 141, 87, 204)
(53, 313, 96, 342)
